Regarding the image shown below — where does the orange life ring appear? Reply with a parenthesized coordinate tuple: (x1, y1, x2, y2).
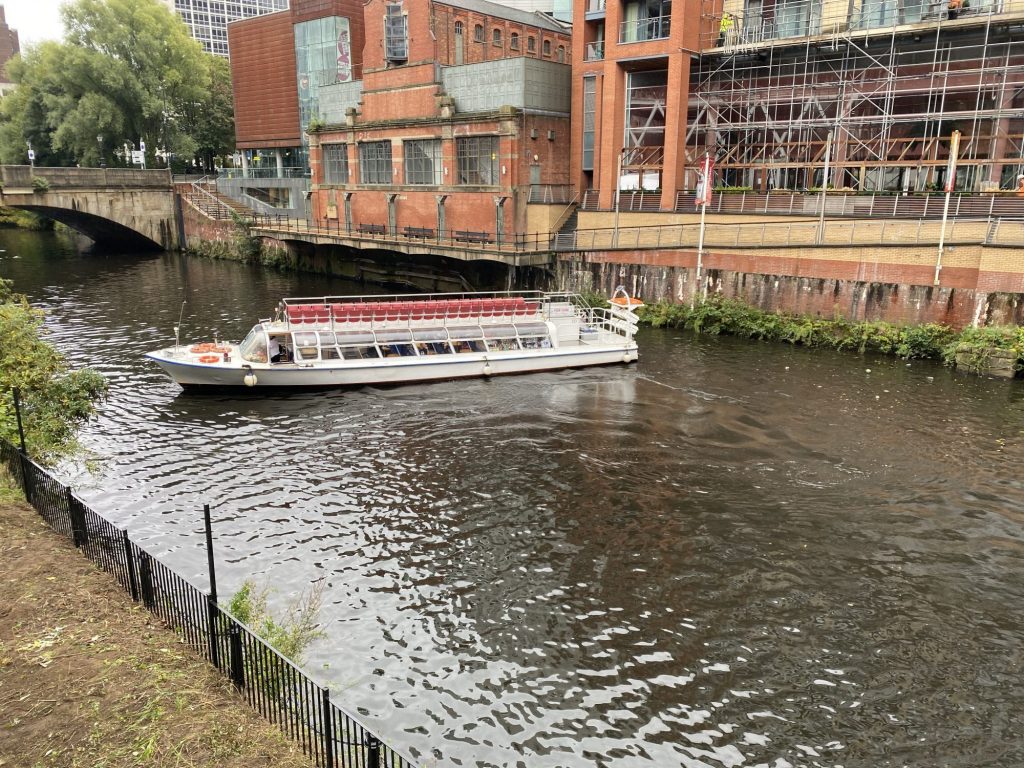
(198, 354, 221, 364)
(190, 342, 217, 353)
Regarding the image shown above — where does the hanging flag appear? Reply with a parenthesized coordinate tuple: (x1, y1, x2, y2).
(697, 153, 715, 206)
(944, 130, 961, 193)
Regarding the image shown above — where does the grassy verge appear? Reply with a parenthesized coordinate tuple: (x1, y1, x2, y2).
(637, 296, 1024, 375)
(0, 207, 54, 230)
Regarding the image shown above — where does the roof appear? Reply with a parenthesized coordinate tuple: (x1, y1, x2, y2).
(434, 0, 569, 33)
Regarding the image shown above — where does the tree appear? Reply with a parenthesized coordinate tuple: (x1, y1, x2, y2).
(0, 278, 107, 464)
(0, 0, 233, 168)
(179, 55, 236, 172)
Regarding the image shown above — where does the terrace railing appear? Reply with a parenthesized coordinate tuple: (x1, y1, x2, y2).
(0, 435, 416, 768)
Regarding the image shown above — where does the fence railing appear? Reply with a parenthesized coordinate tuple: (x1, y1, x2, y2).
(0, 436, 416, 768)
(579, 189, 1024, 218)
(560, 217, 991, 250)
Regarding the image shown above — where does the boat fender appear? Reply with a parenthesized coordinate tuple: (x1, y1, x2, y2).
(623, 352, 632, 363)
(483, 362, 492, 376)
(243, 372, 258, 387)
(198, 354, 221, 364)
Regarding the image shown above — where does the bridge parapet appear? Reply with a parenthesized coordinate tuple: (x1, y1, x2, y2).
(1, 165, 171, 190)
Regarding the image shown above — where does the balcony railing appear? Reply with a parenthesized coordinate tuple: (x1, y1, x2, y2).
(619, 14, 671, 43)
(220, 167, 310, 180)
(585, 41, 605, 60)
(586, 0, 606, 14)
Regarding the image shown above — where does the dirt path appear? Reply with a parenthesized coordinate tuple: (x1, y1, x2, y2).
(0, 497, 312, 768)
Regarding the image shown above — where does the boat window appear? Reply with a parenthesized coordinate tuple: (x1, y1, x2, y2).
(322, 347, 342, 360)
(239, 326, 268, 363)
(416, 341, 451, 355)
(377, 330, 414, 343)
(412, 328, 449, 342)
(269, 334, 293, 363)
(294, 332, 319, 360)
(488, 338, 521, 351)
(448, 326, 485, 340)
(514, 323, 549, 336)
(318, 332, 337, 345)
(337, 332, 376, 344)
(294, 332, 318, 347)
(520, 335, 551, 349)
(340, 345, 380, 360)
(453, 340, 486, 353)
(381, 343, 416, 357)
(483, 325, 517, 339)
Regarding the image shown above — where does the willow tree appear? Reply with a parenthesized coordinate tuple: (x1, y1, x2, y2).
(0, 0, 233, 167)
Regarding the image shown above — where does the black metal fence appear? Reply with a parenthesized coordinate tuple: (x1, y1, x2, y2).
(0, 437, 415, 768)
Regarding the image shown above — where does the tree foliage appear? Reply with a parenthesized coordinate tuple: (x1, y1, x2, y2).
(0, 278, 108, 463)
(0, 0, 235, 168)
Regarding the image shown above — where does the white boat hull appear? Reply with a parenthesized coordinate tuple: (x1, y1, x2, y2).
(147, 344, 639, 389)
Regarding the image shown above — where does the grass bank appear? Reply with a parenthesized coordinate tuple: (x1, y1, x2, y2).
(636, 296, 1024, 376)
(0, 473, 311, 768)
(0, 207, 54, 231)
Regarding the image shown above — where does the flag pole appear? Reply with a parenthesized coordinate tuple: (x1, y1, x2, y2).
(935, 130, 960, 286)
(694, 151, 710, 307)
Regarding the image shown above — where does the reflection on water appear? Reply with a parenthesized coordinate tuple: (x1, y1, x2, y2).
(3, 230, 1024, 767)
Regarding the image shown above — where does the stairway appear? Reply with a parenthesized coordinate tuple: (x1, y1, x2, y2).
(552, 208, 578, 250)
(181, 181, 255, 221)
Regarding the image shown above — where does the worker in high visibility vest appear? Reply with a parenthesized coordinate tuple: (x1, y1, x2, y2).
(718, 12, 734, 46)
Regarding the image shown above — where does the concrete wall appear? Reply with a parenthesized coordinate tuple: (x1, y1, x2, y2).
(320, 80, 364, 124)
(442, 58, 571, 114)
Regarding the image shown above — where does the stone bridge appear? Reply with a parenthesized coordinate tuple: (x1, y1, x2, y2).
(0, 166, 178, 250)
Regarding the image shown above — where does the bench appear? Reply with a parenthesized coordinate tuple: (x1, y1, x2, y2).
(357, 223, 386, 235)
(453, 230, 493, 244)
(403, 226, 435, 239)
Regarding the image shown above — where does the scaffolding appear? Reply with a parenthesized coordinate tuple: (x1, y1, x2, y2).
(688, 0, 1024, 192)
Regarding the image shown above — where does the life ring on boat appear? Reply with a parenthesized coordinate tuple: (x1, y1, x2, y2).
(190, 342, 217, 353)
(198, 354, 221, 364)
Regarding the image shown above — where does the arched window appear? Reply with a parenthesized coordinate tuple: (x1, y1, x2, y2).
(492, 28, 502, 45)
(474, 23, 484, 42)
(542, 39, 551, 56)
(556, 45, 565, 62)
(527, 36, 536, 52)
(454, 21, 463, 35)
(510, 32, 520, 50)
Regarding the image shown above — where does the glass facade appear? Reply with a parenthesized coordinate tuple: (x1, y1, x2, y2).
(295, 16, 354, 136)
(173, 0, 287, 58)
(623, 70, 667, 189)
(582, 76, 596, 172)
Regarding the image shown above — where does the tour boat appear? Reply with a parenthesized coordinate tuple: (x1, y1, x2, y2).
(146, 289, 642, 389)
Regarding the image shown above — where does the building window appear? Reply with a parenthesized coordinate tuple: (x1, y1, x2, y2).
(582, 77, 596, 172)
(557, 45, 565, 62)
(623, 70, 667, 189)
(527, 36, 536, 52)
(510, 32, 519, 49)
(404, 139, 443, 185)
(543, 39, 551, 56)
(323, 143, 349, 183)
(294, 16, 354, 137)
(492, 28, 502, 45)
(359, 141, 393, 184)
(454, 20, 463, 34)
(456, 136, 499, 185)
(474, 24, 484, 42)
(384, 4, 408, 64)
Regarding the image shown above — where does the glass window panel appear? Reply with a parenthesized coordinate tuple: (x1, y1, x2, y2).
(456, 136, 499, 185)
(404, 139, 443, 185)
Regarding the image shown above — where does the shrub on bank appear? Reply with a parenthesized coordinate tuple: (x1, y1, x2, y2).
(0, 278, 107, 464)
(637, 296, 1019, 373)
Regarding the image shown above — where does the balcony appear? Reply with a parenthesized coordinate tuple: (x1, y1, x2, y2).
(619, 15, 671, 43)
(586, 0, 606, 19)
(585, 41, 605, 60)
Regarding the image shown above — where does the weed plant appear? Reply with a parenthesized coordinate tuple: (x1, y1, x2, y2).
(639, 295, 1023, 374)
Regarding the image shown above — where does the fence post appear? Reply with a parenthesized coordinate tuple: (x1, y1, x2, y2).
(69, 495, 88, 548)
(365, 734, 381, 767)
(228, 622, 244, 690)
(139, 551, 155, 609)
(207, 598, 221, 669)
(122, 529, 139, 602)
(321, 688, 335, 767)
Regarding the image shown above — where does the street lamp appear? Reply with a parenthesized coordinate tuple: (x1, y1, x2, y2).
(97, 134, 106, 169)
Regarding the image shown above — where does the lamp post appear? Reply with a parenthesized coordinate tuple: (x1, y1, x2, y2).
(97, 134, 106, 169)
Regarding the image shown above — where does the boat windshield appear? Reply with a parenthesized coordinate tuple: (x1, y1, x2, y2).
(239, 326, 268, 363)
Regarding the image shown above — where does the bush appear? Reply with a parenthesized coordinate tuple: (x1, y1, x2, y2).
(31, 176, 50, 192)
(0, 278, 107, 464)
(227, 579, 326, 664)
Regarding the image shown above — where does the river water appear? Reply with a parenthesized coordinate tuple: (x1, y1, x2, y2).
(3, 229, 1023, 767)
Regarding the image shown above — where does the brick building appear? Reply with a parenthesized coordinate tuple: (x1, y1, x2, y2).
(308, 0, 572, 243)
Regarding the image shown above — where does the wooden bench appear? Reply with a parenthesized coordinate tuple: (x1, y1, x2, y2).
(357, 223, 386, 235)
(403, 226, 434, 239)
(453, 230, 493, 244)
